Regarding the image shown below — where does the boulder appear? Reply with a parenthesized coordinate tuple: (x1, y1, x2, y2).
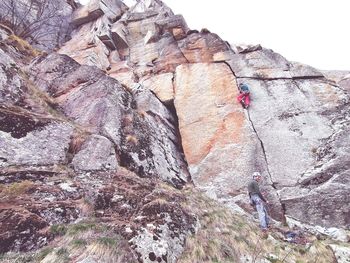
(71, 0, 104, 27)
(71, 0, 127, 27)
(111, 22, 129, 52)
(59, 19, 111, 70)
(72, 135, 118, 171)
(0, 118, 73, 168)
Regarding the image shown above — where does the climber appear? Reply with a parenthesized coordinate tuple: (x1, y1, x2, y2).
(248, 172, 269, 231)
(237, 83, 250, 108)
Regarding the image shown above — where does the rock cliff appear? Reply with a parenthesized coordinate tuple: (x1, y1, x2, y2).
(0, 0, 349, 262)
(58, 0, 350, 228)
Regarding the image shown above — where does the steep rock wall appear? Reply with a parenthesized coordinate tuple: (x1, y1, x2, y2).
(57, 0, 350, 228)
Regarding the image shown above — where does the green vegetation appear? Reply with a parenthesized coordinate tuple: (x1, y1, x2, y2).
(97, 237, 118, 247)
(50, 224, 67, 236)
(67, 222, 97, 235)
(70, 239, 87, 248)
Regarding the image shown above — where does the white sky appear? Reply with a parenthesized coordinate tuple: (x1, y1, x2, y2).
(79, 0, 349, 70)
(165, 0, 350, 70)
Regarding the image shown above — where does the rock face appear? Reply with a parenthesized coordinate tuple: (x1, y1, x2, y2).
(0, 24, 194, 261)
(175, 43, 350, 227)
(29, 53, 189, 187)
(58, 0, 229, 103)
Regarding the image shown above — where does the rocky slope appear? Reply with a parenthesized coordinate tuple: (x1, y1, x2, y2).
(0, 0, 349, 262)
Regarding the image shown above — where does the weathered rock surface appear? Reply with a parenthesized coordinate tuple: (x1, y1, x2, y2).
(1, 0, 350, 261)
(180, 49, 349, 227)
(72, 134, 118, 171)
(141, 72, 174, 103)
(0, 120, 73, 167)
(58, 0, 232, 94)
(173, 62, 283, 220)
(322, 70, 350, 91)
(0, 168, 196, 261)
(329, 244, 350, 263)
(0, 30, 194, 260)
(29, 53, 189, 187)
(174, 47, 349, 226)
(58, 0, 350, 229)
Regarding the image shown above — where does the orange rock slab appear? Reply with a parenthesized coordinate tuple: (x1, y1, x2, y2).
(174, 63, 242, 165)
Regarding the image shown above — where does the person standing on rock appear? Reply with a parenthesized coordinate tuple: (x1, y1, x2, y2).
(248, 172, 269, 231)
(237, 83, 251, 108)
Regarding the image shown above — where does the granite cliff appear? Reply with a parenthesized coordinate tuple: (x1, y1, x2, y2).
(0, 0, 349, 262)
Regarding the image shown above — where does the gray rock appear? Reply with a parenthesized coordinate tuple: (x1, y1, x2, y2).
(0, 49, 24, 106)
(72, 135, 118, 171)
(130, 213, 194, 263)
(29, 54, 189, 188)
(329, 244, 350, 263)
(0, 121, 73, 167)
(227, 48, 292, 78)
(71, 0, 105, 27)
(0, 0, 73, 51)
(289, 61, 324, 78)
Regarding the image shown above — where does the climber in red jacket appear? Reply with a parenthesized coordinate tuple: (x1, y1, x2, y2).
(237, 83, 250, 108)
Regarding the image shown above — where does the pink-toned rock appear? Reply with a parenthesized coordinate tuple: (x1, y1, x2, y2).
(174, 63, 241, 165)
(59, 22, 110, 70)
(178, 32, 229, 63)
(111, 22, 129, 54)
(174, 63, 285, 219)
(141, 73, 174, 103)
(109, 71, 136, 88)
(71, 0, 104, 27)
(71, 0, 127, 27)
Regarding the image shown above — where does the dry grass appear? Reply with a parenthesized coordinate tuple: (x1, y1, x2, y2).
(126, 134, 138, 145)
(0, 23, 14, 35)
(0, 180, 34, 199)
(39, 219, 138, 263)
(178, 187, 336, 263)
(4, 34, 41, 58)
(0, 185, 344, 263)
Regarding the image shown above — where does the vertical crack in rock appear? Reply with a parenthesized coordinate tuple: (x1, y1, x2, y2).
(226, 60, 287, 219)
(246, 110, 273, 185)
(246, 108, 287, 219)
(223, 57, 287, 219)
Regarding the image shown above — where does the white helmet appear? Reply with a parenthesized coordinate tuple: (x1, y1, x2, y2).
(252, 172, 261, 179)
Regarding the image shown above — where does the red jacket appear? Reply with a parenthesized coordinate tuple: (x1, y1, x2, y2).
(237, 92, 250, 107)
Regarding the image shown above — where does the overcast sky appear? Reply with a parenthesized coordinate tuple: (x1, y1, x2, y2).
(166, 0, 349, 70)
(80, 0, 349, 70)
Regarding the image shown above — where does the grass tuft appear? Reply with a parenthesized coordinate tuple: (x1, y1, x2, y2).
(50, 224, 67, 236)
(5, 34, 41, 58)
(0, 180, 34, 198)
